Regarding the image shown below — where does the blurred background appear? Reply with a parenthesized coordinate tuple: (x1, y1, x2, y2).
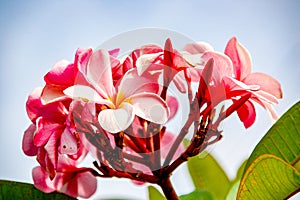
(0, 0, 299, 199)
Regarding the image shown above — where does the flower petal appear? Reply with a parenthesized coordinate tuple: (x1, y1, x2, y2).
(130, 93, 169, 124)
(59, 127, 78, 155)
(87, 49, 114, 97)
(117, 69, 159, 100)
(243, 72, 282, 99)
(225, 37, 252, 80)
(173, 72, 187, 93)
(136, 52, 162, 75)
(44, 60, 75, 86)
(26, 87, 68, 123)
(73, 170, 97, 198)
(161, 131, 184, 160)
(32, 166, 56, 193)
(98, 102, 134, 133)
(64, 85, 111, 105)
(34, 117, 62, 147)
(252, 97, 279, 123)
(44, 130, 61, 170)
(182, 42, 214, 54)
(166, 95, 179, 121)
(202, 51, 233, 83)
(22, 124, 38, 156)
(236, 100, 256, 129)
(41, 85, 69, 105)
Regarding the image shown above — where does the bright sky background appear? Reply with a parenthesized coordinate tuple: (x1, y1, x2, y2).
(0, 1, 299, 199)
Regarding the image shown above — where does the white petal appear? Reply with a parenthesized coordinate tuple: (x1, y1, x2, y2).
(63, 85, 111, 105)
(136, 52, 162, 76)
(98, 103, 134, 133)
(130, 93, 169, 124)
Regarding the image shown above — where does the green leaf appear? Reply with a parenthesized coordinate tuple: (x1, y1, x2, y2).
(225, 160, 247, 200)
(233, 159, 248, 183)
(237, 154, 300, 199)
(187, 152, 230, 200)
(179, 190, 213, 200)
(148, 186, 166, 200)
(0, 180, 76, 200)
(244, 101, 300, 171)
(226, 181, 240, 200)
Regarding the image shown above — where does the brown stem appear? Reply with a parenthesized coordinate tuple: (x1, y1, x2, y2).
(158, 176, 179, 200)
(163, 98, 199, 166)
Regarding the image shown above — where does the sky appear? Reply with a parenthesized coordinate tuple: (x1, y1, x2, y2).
(0, 1, 299, 199)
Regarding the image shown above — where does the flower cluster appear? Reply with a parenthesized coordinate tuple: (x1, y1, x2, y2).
(22, 37, 282, 198)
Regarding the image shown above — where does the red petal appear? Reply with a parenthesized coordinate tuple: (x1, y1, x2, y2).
(237, 100, 256, 128)
(44, 61, 76, 87)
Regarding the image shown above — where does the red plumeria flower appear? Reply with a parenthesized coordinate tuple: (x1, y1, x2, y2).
(224, 37, 283, 128)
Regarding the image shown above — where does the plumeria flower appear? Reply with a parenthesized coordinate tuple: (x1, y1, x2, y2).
(32, 155, 97, 198)
(24, 87, 82, 178)
(64, 49, 169, 133)
(224, 37, 283, 128)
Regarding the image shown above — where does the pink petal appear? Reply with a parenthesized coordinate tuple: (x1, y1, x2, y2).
(87, 49, 114, 98)
(22, 124, 38, 156)
(223, 76, 260, 91)
(26, 87, 68, 123)
(173, 72, 187, 93)
(74, 48, 93, 77)
(130, 93, 169, 124)
(59, 127, 78, 155)
(32, 166, 55, 193)
(55, 169, 97, 198)
(253, 90, 279, 104)
(73, 171, 97, 198)
(44, 60, 75, 86)
(161, 131, 184, 160)
(202, 51, 233, 83)
(166, 95, 179, 121)
(243, 72, 282, 99)
(108, 48, 120, 57)
(182, 42, 214, 54)
(34, 117, 62, 147)
(63, 85, 111, 105)
(44, 130, 61, 170)
(98, 102, 134, 133)
(26, 87, 43, 122)
(41, 85, 69, 105)
(236, 100, 256, 129)
(140, 44, 163, 55)
(225, 37, 252, 80)
(117, 69, 159, 99)
(252, 98, 279, 123)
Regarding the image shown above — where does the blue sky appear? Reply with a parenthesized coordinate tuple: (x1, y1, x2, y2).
(0, 1, 299, 199)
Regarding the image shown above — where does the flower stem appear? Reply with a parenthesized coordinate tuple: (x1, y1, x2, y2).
(158, 176, 179, 200)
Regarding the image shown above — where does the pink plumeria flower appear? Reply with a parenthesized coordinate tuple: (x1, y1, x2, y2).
(225, 37, 283, 128)
(32, 156, 97, 198)
(64, 49, 169, 133)
(24, 87, 88, 179)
